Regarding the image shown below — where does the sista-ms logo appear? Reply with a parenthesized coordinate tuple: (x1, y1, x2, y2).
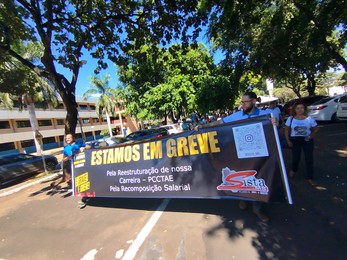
(217, 167, 269, 195)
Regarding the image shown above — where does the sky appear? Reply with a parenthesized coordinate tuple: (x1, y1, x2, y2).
(63, 35, 225, 97)
(56, 53, 118, 98)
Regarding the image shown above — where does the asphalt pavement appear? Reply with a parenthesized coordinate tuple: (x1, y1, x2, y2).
(0, 122, 346, 259)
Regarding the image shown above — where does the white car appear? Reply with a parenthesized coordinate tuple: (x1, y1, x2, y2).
(160, 124, 182, 135)
(308, 93, 347, 122)
(337, 95, 347, 121)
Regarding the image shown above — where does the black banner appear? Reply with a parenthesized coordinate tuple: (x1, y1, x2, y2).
(72, 115, 291, 203)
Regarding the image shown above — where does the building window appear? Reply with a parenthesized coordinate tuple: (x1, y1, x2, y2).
(35, 102, 46, 109)
(0, 142, 15, 152)
(90, 105, 96, 110)
(38, 119, 52, 127)
(43, 137, 55, 144)
(56, 119, 65, 125)
(0, 121, 11, 129)
(81, 118, 90, 124)
(92, 118, 99, 123)
(16, 120, 31, 128)
(340, 96, 347, 103)
(21, 139, 35, 148)
(79, 105, 88, 110)
(74, 133, 82, 141)
(55, 103, 65, 109)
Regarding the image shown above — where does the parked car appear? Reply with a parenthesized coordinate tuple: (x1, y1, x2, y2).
(126, 128, 169, 142)
(283, 95, 328, 118)
(86, 136, 131, 149)
(0, 153, 58, 188)
(337, 94, 347, 121)
(308, 93, 347, 122)
(160, 124, 182, 135)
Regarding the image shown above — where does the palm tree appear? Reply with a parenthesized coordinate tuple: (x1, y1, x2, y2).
(0, 42, 57, 154)
(83, 74, 116, 137)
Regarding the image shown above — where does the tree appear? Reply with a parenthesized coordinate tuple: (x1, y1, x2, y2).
(0, 0, 206, 134)
(0, 92, 13, 109)
(272, 87, 297, 103)
(83, 75, 115, 137)
(117, 43, 231, 122)
(316, 71, 346, 89)
(200, 0, 346, 95)
(195, 73, 234, 113)
(0, 41, 57, 154)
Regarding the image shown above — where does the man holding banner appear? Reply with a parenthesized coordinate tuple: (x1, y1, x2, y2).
(197, 91, 277, 222)
(221, 91, 276, 222)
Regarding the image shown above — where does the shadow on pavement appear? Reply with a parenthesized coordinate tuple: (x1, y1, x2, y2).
(28, 174, 73, 198)
(84, 187, 346, 259)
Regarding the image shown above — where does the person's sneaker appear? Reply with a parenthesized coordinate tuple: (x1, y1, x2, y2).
(308, 179, 318, 186)
(239, 200, 248, 210)
(253, 209, 270, 222)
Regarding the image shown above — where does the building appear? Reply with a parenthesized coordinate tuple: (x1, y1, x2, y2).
(0, 96, 137, 155)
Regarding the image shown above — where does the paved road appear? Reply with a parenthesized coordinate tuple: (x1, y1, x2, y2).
(0, 122, 346, 260)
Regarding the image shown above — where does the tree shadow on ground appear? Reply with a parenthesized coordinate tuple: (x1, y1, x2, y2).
(81, 143, 347, 260)
(29, 175, 72, 198)
(84, 185, 346, 260)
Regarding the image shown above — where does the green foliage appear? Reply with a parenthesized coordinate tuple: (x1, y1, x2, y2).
(272, 87, 297, 103)
(0, 0, 34, 47)
(0, 41, 42, 95)
(83, 75, 115, 118)
(201, 0, 347, 96)
(117, 43, 234, 121)
(195, 74, 234, 113)
(316, 71, 346, 89)
(0, 40, 57, 108)
(0, 92, 13, 109)
(1, 0, 206, 134)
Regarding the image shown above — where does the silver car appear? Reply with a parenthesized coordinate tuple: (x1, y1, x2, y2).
(0, 153, 58, 188)
(86, 136, 131, 149)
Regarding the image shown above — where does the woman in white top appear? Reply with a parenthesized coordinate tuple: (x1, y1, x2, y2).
(284, 102, 319, 186)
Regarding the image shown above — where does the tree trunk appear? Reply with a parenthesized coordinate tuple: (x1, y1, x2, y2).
(106, 111, 113, 137)
(49, 76, 78, 135)
(306, 74, 316, 96)
(328, 48, 347, 72)
(63, 96, 78, 135)
(39, 50, 80, 135)
(169, 110, 179, 123)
